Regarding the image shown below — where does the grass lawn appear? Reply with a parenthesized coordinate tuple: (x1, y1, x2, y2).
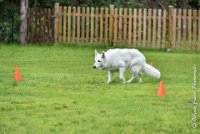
(0, 44, 199, 134)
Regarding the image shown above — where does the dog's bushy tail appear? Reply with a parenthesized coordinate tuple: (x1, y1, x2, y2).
(143, 63, 161, 79)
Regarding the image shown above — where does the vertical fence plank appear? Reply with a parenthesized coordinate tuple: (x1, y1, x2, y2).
(86, 7, 90, 43)
(95, 7, 99, 43)
(90, 7, 94, 43)
(51, 9, 55, 43)
(35, 8, 38, 43)
(43, 9, 47, 43)
(162, 10, 166, 48)
(157, 9, 162, 48)
(188, 9, 192, 48)
(54, 3, 59, 43)
(39, 8, 43, 43)
(32, 8, 35, 43)
(43, 9, 46, 43)
(182, 9, 187, 49)
(113, 8, 118, 46)
(168, 6, 173, 50)
(100, 7, 104, 44)
(128, 8, 132, 47)
(49, 9, 53, 43)
(152, 9, 157, 48)
(58, 6, 63, 43)
(138, 9, 142, 46)
(81, 7, 85, 42)
(147, 9, 152, 48)
(133, 9, 137, 47)
(77, 7, 80, 42)
(177, 9, 182, 48)
(193, 10, 197, 49)
(67, 6, 71, 43)
(72, 7, 76, 43)
(123, 8, 127, 45)
(119, 8, 123, 46)
(39, 9, 42, 43)
(143, 9, 147, 47)
(109, 5, 114, 45)
(63, 7, 67, 43)
(46, 9, 50, 43)
(36, 8, 39, 43)
(172, 8, 177, 49)
(45, 9, 49, 43)
(40, 9, 43, 43)
(105, 7, 108, 44)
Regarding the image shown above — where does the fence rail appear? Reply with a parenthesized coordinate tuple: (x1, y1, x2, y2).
(27, 3, 200, 50)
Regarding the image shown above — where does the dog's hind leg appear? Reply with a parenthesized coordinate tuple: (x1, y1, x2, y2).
(138, 72, 143, 83)
(107, 71, 112, 83)
(126, 65, 142, 83)
(119, 67, 126, 83)
(126, 73, 136, 83)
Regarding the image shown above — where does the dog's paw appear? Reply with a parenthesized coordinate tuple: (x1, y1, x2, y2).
(106, 81, 112, 84)
(123, 81, 127, 84)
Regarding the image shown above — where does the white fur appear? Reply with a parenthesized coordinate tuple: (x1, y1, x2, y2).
(93, 48, 161, 83)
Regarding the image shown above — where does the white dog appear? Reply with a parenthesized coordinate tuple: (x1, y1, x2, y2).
(93, 48, 161, 83)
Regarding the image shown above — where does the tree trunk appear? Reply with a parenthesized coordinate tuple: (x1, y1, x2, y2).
(20, 0, 28, 45)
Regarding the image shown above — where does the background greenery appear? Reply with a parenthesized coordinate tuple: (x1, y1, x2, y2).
(0, 44, 199, 133)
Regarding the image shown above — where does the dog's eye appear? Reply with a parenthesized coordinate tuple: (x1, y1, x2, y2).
(98, 60, 101, 62)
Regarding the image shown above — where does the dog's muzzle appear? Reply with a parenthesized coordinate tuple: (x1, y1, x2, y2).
(93, 65, 96, 69)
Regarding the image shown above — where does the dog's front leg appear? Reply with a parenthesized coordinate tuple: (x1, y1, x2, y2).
(119, 67, 126, 83)
(107, 71, 112, 83)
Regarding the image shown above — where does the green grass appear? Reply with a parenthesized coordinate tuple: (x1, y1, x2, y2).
(0, 44, 199, 134)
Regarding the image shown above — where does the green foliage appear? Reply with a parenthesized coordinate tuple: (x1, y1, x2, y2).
(188, 0, 200, 8)
(0, 44, 200, 133)
(0, 0, 20, 43)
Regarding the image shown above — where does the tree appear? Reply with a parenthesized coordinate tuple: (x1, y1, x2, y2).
(20, 0, 28, 45)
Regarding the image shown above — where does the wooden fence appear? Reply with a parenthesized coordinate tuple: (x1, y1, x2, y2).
(27, 3, 200, 50)
(27, 8, 54, 43)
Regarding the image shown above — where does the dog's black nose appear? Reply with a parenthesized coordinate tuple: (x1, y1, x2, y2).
(93, 66, 96, 69)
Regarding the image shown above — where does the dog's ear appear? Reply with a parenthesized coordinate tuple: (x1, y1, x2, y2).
(95, 50, 98, 57)
(102, 51, 105, 58)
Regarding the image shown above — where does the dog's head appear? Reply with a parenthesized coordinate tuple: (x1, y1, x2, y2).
(93, 50, 105, 69)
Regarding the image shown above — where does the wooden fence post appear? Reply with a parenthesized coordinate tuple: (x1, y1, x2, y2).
(109, 5, 114, 45)
(54, 3, 59, 44)
(68, 6, 72, 44)
(20, 0, 28, 45)
(168, 5, 173, 51)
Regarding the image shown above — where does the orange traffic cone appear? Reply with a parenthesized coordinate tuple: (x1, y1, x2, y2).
(14, 66, 22, 81)
(158, 80, 165, 96)
(150, 62, 154, 67)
